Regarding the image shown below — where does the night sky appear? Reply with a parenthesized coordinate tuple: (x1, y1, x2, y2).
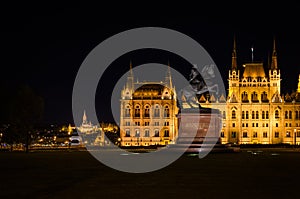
(1, 3, 300, 125)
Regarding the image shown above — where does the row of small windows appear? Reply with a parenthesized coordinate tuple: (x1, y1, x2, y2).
(232, 123, 269, 128)
(221, 131, 300, 138)
(125, 104, 170, 118)
(232, 110, 300, 120)
(125, 129, 169, 137)
(125, 121, 169, 126)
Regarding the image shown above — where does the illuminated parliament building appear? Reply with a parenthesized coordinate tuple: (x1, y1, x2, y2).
(119, 38, 300, 146)
(119, 64, 179, 147)
(200, 39, 300, 145)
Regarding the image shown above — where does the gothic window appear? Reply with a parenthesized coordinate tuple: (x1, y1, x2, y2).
(144, 129, 150, 137)
(246, 111, 249, 119)
(275, 110, 279, 119)
(242, 132, 248, 138)
(154, 129, 159, 137)
(252, 111, 255, 119)
(286, 131, 291, 137)
(232, 110, 236, 119)
(251, 92, 259, 102)
(164, 105, 170, 118)
(135, 129, 140, 137)
(262, 111, 265, 119)
(144, 105, 150, 118)
(125, 129, 130, 137)
(242, 111, 245, 119)
(253, 132, 258, 138)
(134, 105, 140, 118)
(164, 129, 169, 137)
(256, 111, 259, 119)
(125, 105, 130, 117)
(285, 111, 288, 119)
(261, 91, 268, 102)
(154, 104, 160, 117)
(289, 111, 292, 119)
(263, 132, 268, 138)
(241, 91, 248, 102)
(266, 111, 269, 119)
(231, 132, 236, 138)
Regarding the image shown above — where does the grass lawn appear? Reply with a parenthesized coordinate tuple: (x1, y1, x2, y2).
(1, 149, 300, 199)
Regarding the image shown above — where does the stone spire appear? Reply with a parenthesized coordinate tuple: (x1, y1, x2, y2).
(271, 37, 278, 70)
(126, 61, 134, 91)
(165, 61, 173, 89)
(231, 35, 237, 71)
(83, 110, 87, 124)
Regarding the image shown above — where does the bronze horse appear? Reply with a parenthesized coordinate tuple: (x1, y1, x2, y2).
(179, 64, 219, 108)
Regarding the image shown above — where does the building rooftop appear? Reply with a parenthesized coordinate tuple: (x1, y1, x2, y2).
(242, 63, 266, 78)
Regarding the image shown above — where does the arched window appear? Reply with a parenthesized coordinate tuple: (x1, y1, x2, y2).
(261, 91, 268, 102)
(134, 105, 140, 118)
(164, 105, 170, 118)
(154, 105, 160, 117)
(262, 111, 265, 119)
(164, 129, 169, 137)
(275, 110, 279, 119)
(125, 129, 130, 137)
(251, 92, 258, 102)
(242, 111, 245, 119)
(241, 91, 248, 102)
(246, 111, 249, 119)
(125, 105, 131, 117)
(284, 111, 288, 119)
(256, 111, 259, 119)
(232, 110, 236, 119)
(144, 105, 150, 118)
(154, 129, 159, 137)
(144, 129, 150, 137)
(135, 129, 140, 137)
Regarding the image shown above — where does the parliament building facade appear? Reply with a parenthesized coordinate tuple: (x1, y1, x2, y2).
(119, 38, 300, 146)
(200, 39, 300, 145)
(119, 64, 178, 147)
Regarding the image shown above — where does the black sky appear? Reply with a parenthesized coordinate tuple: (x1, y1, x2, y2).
(1, 2, 300, 125)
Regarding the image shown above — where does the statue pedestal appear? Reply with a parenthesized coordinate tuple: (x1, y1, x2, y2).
(173, 108, 224, 153)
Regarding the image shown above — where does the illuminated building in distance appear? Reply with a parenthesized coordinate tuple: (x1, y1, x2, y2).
(119, 63, 179, 147)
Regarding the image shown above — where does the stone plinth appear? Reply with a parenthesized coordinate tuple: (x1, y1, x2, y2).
(174, 108, 223, 153)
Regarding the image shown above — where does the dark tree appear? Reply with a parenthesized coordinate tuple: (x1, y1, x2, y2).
(5, 84, 44, 152)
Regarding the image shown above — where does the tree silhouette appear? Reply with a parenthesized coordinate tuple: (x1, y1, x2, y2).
(4, 84, 44, 152)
